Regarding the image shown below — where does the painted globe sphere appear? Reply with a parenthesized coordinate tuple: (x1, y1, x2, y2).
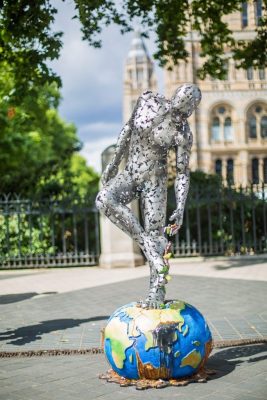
(104, 301, 212, 380)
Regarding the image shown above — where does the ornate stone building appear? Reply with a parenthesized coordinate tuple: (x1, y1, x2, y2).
(123, 2, 267, 186)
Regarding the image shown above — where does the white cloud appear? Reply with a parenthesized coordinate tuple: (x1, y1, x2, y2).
(49, 0, 164, 147)
(50, 0, 131, 131)
(80, 136, 118, 173)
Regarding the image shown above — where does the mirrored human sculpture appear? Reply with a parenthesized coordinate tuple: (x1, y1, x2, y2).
(96, 83, 201, 308)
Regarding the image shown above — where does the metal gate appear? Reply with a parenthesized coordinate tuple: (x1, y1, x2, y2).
(0, 195, 100, 268)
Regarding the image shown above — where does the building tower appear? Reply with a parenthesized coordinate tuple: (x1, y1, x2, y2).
(123, 29, 157, 122)
(99, 30, 157, 268)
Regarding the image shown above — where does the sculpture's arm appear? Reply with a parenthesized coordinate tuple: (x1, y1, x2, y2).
(169, 125, 193, 229)
(101, 123, 131, 185)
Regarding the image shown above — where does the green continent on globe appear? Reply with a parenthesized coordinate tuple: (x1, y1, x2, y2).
(104, 316, 134, 369)
(104, 301, 212, 380)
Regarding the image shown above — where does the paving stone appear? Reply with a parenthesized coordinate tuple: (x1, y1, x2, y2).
(0, 275, 267, 399)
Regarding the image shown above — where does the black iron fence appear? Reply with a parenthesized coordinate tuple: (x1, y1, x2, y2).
(0, 195, 100, 268)
(169, 184, 267, 256)
(0, 184, 266, 268)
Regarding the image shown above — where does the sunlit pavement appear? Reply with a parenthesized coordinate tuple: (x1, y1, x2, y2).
(0, 261, 267, 399)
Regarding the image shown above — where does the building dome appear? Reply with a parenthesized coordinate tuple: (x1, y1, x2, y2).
(127, 29, 150, 64)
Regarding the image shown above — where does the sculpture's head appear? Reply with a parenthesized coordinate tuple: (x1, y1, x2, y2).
(170, 83, 201, 120)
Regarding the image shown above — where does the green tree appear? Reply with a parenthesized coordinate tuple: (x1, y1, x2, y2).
(0, 0, 62, 105)
(0, 62, 100, 198)
(69, 154, 99, 198)
(0, 64, 81, 195)
(38, 153, 100, 200)
(1, 0, 266, 89)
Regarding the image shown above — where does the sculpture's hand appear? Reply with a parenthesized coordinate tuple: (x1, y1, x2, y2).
(101, 163, 118, 185)
(169, 210, 183, 235)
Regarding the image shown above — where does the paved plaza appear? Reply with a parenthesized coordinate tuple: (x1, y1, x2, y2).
(0, 258, 267, 399)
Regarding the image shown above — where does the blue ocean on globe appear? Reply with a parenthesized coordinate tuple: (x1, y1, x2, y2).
(104, 300, 212, 380)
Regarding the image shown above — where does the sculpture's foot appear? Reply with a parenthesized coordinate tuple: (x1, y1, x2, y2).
(138, 299, 162, 309)
(137, 285, 166, 309)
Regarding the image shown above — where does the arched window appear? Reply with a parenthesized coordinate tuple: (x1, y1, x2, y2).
(224, 117, 233, 141)
(137, 68, 143, 85)
(254, 0, 262, 26)
(247, 67, 253, 80)
(247, 103, 267, 139)
(261, 116, 267, 138)
(210, 104, 233, 142)
(249, 115, 257, 138)
(264, 158, 267, 184)
(259, 68, 265, 80)
(211, 117, 220, 141)
(215, 159, 222, 176)
(252, 158, 259, 184)
(227, 159, 234, 185)
(241, 2, 248, 28)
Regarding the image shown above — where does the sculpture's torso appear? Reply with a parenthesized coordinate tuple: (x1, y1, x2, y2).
(125, 91, 189, 186)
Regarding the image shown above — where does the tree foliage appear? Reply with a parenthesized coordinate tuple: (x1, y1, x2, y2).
(39, 153, 100, 199)
(0, 62, 99, 198)
(0, 0, 62, 105)
(74, 0, 267, 79)
(0, 1, 100, 198)
(1, 0, 266, 92)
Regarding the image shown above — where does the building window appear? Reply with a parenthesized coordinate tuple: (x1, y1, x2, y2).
(252, 158, 259, 184)
(247, 103, 267, 139)
(211, 117, 220, 141)
(137, 68, 143, 85)
(210, 104, 234, 142)
(259, 68, 265, 80)
(227, 159, 234, 184)
(249, 115, 257, 138)
(264, 158, 267, 183)
(247, 67, 253, 80)
(241, 2, 248, 27)
(224, 117, 233, 141)
(223, 60, 229, 80)
(215, 159, 222, 176)
(254, 0, 262, 26)
(261, 116, 267, 138)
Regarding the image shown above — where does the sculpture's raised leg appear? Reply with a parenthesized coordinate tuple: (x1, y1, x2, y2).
(96, 172, 168, 307)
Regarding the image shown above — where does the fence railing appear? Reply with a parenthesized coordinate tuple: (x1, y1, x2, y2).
(0, 195, 100, 268)
(1, 184, 266, 268)
(170, 183, 267, 257)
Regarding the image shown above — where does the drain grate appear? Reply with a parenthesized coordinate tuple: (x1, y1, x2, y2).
(0, 338, 266, 358)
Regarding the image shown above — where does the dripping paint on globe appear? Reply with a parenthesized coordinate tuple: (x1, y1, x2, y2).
(100, 301, 213, 387)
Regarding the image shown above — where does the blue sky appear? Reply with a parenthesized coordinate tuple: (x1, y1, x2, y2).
(50, 1, 163, 172)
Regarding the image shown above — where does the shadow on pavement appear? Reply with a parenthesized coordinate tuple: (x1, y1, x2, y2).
(0, 316, 109, 346)
(213, 259, 267, 270)
(0, 292, 57, 304)
(207, 343, 267, 380)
